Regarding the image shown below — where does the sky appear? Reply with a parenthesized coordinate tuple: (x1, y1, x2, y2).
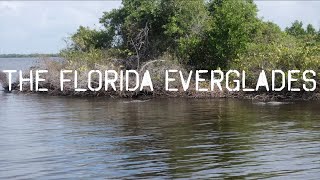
(0, 1, 319, 54)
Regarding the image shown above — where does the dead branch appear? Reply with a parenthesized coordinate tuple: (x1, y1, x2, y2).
(130, 22, 150, 70)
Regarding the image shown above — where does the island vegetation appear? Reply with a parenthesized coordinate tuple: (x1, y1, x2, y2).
(2, 0, 320, 100)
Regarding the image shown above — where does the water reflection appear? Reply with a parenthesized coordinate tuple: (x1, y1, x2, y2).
(1, 91, 320, 179)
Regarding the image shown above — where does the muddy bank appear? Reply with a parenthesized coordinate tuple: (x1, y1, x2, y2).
(4, 84, 320, 101)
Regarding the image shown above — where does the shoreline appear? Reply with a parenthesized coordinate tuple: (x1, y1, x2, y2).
(2, 72, 320, 101)
(3, 87, 319, 101)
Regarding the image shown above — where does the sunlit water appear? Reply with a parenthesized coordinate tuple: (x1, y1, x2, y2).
(0, 58, 320, 179)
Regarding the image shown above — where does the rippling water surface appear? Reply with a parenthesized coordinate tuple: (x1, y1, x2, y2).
(0, 58, 320, 179)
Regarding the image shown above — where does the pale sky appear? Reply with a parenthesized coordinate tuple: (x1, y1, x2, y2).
(0, 1, 319, 54)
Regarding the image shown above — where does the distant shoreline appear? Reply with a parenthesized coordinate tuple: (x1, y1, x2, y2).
(0, 54, 59, 58)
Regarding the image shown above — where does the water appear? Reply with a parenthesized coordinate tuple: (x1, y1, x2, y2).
(0, 58, 39, 70)
(1, 58, 320, 179)
(0, 57, 48, 88)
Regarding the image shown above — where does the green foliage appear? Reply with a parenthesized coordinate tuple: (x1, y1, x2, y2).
(306, 24, 316, 35)
(164, 0, 212, 67)
(207, 0, 259, 68)
(100, 0, 170, 58)
(85, 0, 260, 69)
(63, 0, 320, 86)
(285, 20, 306, 37)
(285, 21, 320, 49)
(254, 21, 284, 44)
(69, 26, 114, 52)
(230, 18, 320, 89)
(232, 30, 320, 88)
(285, 20, 320, 41)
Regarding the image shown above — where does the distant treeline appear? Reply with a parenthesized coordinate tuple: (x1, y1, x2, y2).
(0, 53, 59, 58)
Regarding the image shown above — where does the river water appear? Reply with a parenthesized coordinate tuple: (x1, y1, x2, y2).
(0, 58, 320, 179)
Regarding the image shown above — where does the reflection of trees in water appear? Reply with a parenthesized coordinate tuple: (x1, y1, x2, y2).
(33, 98, 320, 178)
(108, 99, 266, 178)
(151, 100, 260, 179)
